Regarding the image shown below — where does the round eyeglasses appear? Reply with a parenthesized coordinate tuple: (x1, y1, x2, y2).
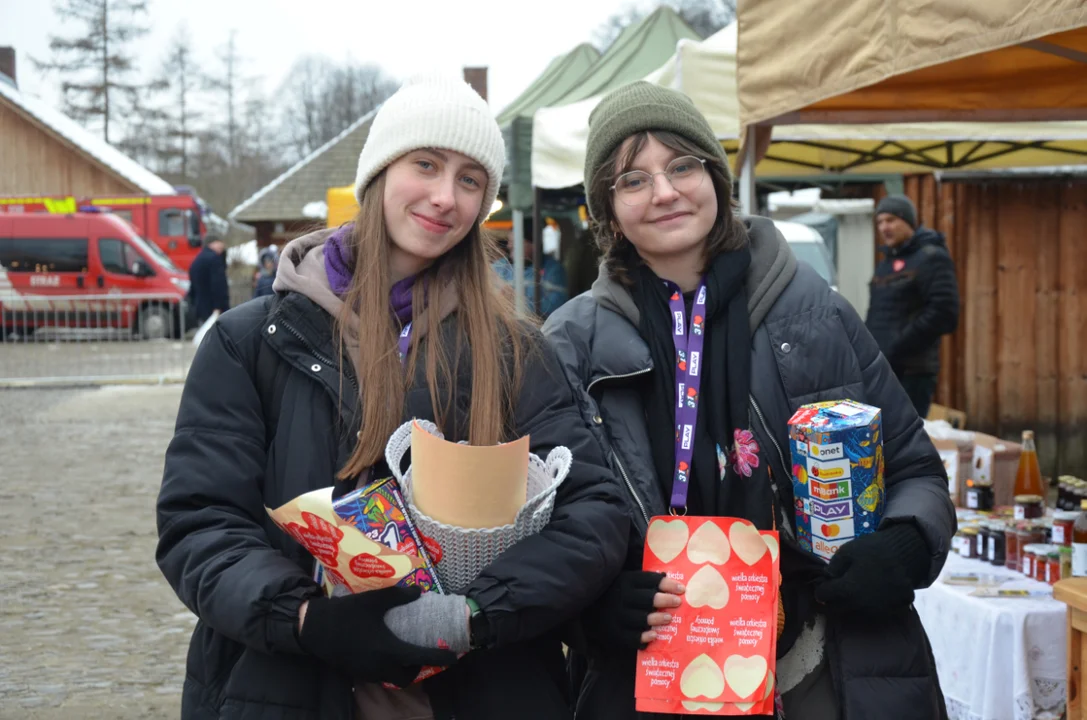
(610, 156, 707, 206)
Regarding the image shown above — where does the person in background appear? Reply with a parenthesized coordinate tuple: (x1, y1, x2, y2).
(493, 217, 569, 318)
(253, 246, 278, 298)
(865, 194, 960, 418)
(543, 82, 954, 719)
(188, 232, 230, 324)
(157, 74, 627, 720)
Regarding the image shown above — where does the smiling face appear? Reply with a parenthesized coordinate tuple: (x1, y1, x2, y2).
(382, 148, 488, 280)
(610, 134, 718, 270)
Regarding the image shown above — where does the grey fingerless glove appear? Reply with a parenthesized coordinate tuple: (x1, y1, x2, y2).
(384, 592, 472, 654)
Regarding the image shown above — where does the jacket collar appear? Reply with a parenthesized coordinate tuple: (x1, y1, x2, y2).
(883, 226, 945, 258)
(585, 215, 798, 386)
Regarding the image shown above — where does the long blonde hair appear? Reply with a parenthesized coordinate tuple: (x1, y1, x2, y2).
(335, 171, 529, 479)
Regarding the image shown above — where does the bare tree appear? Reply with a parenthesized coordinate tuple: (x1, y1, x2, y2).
(205, 30, 245, 169)
(594, 0, 737, 51)
(33, 0, 149, 143)
(278, 56, 399, 161)
(155, 25, 201, 180)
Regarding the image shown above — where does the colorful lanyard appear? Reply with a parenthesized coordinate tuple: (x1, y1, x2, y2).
(667, 280, 708, 511)
(398, 322, 412, 366)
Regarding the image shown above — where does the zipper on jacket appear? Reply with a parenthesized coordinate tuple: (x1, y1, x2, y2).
(749, 394, 796, 542)
(586, 367, 651, 395)
(612, 451, 650, 529)
(585, 367, 653, 529)
(279, 319, 358, 391)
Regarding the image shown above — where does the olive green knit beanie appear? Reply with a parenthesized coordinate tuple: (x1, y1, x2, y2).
(584, 81, 728, 223)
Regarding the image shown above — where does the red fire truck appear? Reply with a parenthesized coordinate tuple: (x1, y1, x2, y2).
(0, 193, 207, 271)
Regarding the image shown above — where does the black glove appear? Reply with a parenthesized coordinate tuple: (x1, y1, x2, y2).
(299, 586, 458, 687)
(585, 571, 665, 652)
(815, 523, 930, 618)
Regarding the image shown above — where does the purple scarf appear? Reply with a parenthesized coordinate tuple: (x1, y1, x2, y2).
(325, 224, 415, 323)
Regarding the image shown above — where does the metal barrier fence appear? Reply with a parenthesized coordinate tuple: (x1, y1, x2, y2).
(0, 293, 195, 385)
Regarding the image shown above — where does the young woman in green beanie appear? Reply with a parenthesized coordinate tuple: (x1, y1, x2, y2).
(543, 81, 955, 719)
(157, 74, 629, 720)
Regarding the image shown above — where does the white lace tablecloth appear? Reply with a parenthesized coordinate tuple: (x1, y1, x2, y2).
(915, 552, 1066, 720)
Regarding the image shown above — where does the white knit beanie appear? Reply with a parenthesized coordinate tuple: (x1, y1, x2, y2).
(354, 73, 505, 224)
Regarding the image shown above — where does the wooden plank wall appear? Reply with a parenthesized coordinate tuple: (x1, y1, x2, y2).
(878, 176, 1087, 477)
(0, 100, 139, 196)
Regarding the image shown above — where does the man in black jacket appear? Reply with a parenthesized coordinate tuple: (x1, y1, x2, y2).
(187, 233, 230, 324)
(866, 195, 960, 417)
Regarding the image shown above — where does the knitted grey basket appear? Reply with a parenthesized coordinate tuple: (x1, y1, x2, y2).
(384, 420, 572, 595)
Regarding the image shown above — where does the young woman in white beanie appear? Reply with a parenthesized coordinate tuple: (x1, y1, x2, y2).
(156, 74, 628, 720)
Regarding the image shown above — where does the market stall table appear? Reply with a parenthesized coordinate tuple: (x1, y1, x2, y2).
(915, 552, 1066, 720)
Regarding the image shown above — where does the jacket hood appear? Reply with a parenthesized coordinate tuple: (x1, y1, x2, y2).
(272, 227, 345, 320)
(590, 215, 798, 335)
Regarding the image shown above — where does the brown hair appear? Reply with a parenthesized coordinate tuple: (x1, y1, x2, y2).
(587, 130, 747, 285)
(336, 172, 530, 480)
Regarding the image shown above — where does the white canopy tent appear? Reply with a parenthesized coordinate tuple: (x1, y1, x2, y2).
(531, 22, 1087, 193)
(531, 26, 738, 190)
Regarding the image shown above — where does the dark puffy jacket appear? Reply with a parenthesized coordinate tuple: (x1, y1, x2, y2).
(542, 217, 955, 720)
(253, 270, 276, 298)
(156, 291, 629, 719)
(188, 246, 231, 323)
(865, 227, 960, 376)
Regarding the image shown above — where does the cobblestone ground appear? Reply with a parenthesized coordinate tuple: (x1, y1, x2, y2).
(0, 385, 190, 719)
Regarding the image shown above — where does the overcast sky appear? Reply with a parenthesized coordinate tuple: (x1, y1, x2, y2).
(1, 0, 628, 117)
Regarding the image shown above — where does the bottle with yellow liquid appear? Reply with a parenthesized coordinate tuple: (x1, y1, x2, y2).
(1013, 430, 1045, 499)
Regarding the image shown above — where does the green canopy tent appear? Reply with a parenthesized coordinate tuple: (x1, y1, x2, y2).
(500, 43, 599, 212)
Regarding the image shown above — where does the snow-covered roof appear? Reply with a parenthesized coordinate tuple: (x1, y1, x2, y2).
(0, 81, 176, 195)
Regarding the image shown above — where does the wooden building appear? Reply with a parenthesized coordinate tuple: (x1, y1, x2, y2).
(881, 174, 1087, 477)
(0, 48, 175, 197)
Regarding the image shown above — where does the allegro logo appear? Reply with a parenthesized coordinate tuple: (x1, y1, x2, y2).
(814, 538, 844, 557)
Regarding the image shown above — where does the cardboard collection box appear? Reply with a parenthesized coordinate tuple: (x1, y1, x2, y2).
(788, 401, 885, 562)
(930, 435, 974, 505)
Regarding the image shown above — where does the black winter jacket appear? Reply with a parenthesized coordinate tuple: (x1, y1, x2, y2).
(543, 217, 956, 720)
(188, 246, 231, 323)
(865, 227, 959, 376)
(156, 290, 629, 720)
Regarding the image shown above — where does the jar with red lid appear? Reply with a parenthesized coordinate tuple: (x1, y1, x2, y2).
(1053, 511, 1078, 547)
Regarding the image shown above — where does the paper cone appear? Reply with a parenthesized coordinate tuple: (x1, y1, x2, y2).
(409, 420, 529, 528)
